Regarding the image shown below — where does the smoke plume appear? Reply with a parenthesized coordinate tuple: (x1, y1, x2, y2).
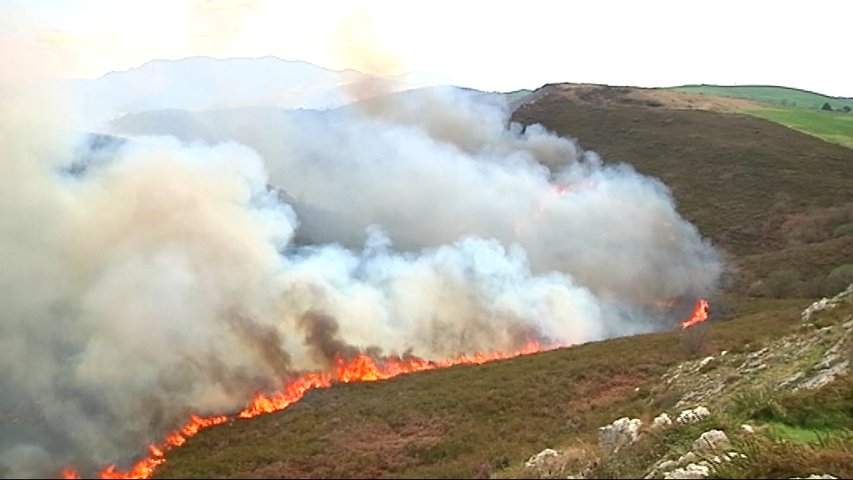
(0, 67, 719, 476)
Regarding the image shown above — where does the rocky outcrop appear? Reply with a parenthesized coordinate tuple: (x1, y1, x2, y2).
(692, 430, 730, 453)
(676, 406, 710, 424)
(524, 448, 562, 478)
(663, 462, 711, 479)
(598, 417, 642, 455)
(652, 412, 673, 430)
(801, 284, 853, 323)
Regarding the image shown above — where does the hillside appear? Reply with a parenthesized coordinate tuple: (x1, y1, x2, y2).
(154, 289, 851, 479)
(68, 81, 852, 480)
(673, 85, 853, 111)
(671, 85, 853, 148)
(511, 84, 853, 299)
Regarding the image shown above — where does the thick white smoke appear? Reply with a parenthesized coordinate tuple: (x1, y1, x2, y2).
(0, 73, 720, 476)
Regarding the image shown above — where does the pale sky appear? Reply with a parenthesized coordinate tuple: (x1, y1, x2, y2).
(2, 0, 851, 96)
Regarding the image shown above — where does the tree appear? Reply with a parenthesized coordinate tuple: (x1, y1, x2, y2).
(821, 102, 833, 111)
(843, 105, 851, 113)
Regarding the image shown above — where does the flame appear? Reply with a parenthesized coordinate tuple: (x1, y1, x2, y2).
(680, 299, 710, 329)
(61, 468, 82, 479)
(61, 341, 545, 479)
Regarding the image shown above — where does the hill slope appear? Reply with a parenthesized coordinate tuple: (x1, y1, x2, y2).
(673, 85, 853, 111)
(511, 84, 853, 297)
(671, 85, 853, 148)
(154, 290, 851, 479)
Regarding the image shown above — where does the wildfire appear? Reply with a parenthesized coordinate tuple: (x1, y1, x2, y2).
(61, 341, 545, 479)
(680, 299, 710, 330)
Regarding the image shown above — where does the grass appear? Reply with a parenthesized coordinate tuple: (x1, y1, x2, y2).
(670, 85, 853, 149)
(748, 108, 853, 148)
(674, 85, 853, 111)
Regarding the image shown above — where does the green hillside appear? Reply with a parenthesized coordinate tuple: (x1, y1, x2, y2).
(749, 108, 853, 148)
(672, 85, 853, 147)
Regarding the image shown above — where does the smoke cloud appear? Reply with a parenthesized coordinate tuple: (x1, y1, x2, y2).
(0, 66, 720, 476)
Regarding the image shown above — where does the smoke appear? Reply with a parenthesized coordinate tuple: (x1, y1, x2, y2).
(0, 67, 720, 476)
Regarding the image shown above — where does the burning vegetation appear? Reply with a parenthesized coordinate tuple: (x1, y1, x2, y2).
(2, 61, 720, 477)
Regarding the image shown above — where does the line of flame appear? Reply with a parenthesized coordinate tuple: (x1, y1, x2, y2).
(61, 341, 545, 479)
(680, 299, 710, 329)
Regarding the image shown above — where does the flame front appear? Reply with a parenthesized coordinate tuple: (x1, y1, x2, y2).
(61, 341, 545, 479)
(680, 299, 710, 329)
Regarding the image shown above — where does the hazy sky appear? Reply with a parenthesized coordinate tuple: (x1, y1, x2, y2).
(2, 0, 851, 96)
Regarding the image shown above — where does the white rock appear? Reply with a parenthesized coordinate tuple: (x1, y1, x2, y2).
(676, 406, 711, 424)
(599, 417, 642, 454)
(524, 448, 559, 469)
(797, 360, 849, 390)
(698, 356, 714, 369)
(657, 460, 679, 471)
(664, 462, 711, 479)
(693, 430, 730, 453)
(740, 424, 755, 435)
(653, 412, 673, 429)
(720, 350, 728, 356)
(677, 452, 698, 465)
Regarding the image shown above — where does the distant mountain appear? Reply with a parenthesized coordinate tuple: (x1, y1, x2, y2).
(66, 56, 379, 128)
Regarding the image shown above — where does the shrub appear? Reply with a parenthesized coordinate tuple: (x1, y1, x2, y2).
(764, 268, 802, 298)
(823, 264, 853, 297)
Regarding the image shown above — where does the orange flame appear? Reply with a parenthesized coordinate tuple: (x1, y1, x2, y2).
(60, 468, 82, 479)
(680, 299, 710, 330)
(61, 341, 546, 479)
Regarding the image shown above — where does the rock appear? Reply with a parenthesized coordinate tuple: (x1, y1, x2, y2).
(677, 452, 698, 465)
(693, 430, 730, 453)
(801, 283, 853, 322)
(524, 448, 563, 477)
(663, 462, 711, 479)
(778, 371, 806, 390)
(797, 360, 849, 390)
(720, 350, 728, 356)
(740, 424, 755, 435)
(676, 406, 710, 424)
(658, 460, 678, 471)
(698, 356, 714, 369)
(652, 412, 673, 429)
(790, 475, 838, 479)
(524, 448, 559, 468)
(599, 417, 642, 454)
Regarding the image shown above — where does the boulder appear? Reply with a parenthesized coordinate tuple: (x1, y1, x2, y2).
(652, 412, 673, 429)
(693, 430, 730, 453)
(676, 406, 710, 424)
(599, 417, 642, 454)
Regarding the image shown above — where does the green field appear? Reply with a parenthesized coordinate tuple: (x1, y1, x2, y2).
(749, 108, 853, 148)
(674, 85, 853, 111)
(671, 85, 853, 148)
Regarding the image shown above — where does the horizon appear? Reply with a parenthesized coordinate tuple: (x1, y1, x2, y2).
(70, 54, 853, 100)
(2, 0, 851, 98)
